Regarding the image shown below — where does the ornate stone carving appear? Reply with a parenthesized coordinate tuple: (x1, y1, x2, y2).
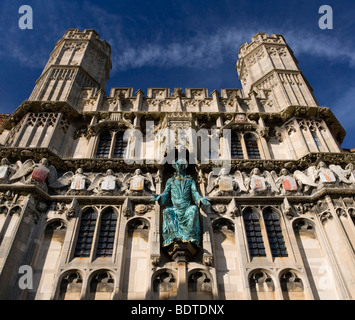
(88, 169, 123, 195)
(203, 254, 213, 266)
(10, 158, 58, 193)
(212, 204, 227, 214)
(318, 210, 333, 225)
(67, 198, 80, 219)
(122, 169, 156, 196)
(335, 207, 347, 218)
(207, 168, 242, 196)
(282, 197, 295, 220)
(134, 204, 149, 215)
(122, 197, 133, 217)
(151, 254, 160, 267)
(0, 158, 17, 184)
(275, 168, 301, 195)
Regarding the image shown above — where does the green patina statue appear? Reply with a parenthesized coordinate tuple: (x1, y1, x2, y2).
(151, 159, 210, 247)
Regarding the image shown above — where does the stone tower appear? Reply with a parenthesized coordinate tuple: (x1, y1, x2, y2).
(236, 32, 318, 109)
(29, 28, 112, 108)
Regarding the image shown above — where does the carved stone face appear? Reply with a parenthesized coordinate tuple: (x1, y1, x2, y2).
(40, 158, 48, 166)
(107, 169, 113, 175)
(76, 168, 83, 174)
(280, 169, 289, 176)
(1, 158, 9, 166)
(252, 168, 261, 176)
(134, 169, 141, 175)
(318, 161, 326, 169)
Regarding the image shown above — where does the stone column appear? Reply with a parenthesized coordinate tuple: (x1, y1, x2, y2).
(177, 260, 188, 300)
(134, 89, 145, 112)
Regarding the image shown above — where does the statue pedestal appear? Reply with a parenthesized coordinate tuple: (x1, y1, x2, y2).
(166, 241, 198, 263)
(166, 241, 198, 299)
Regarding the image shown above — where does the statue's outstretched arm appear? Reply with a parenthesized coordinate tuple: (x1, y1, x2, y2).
(151, 179, 171, 205)
(191, 180, 210, 207)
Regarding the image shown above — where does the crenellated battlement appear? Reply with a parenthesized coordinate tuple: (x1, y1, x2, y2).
(238, 32, 287, 59)
(107, 87, 245, 99)
(59, 28, 111, 55)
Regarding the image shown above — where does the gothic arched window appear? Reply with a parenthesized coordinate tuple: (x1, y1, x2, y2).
(263, 208, 288, 257)
(243, 208, 266, 257)
(95, 130, 128, 159)
(311, 131, 322, 148)
(113, 131, 127, 158)
(96, 208, 117, 257)
(244, 133, 260, 159)
(74, 209, 97, 257)
(231, 132, 244, 159)
(96, 131, 112, 158)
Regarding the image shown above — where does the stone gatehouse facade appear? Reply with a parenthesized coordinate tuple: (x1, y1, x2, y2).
(0, 29, 354, 300)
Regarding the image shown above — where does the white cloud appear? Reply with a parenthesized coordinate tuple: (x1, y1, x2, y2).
(110, 26, 355, 72)
(283, 30, 355, 67)
(1, 2, 354, 75)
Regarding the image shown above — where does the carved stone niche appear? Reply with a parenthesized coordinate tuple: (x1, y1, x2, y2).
(335, 207, 347, 218)
(188, 271, 212, 294)
(150, 254, 160, 267)
(318, 210, 333, 225)
(153, 270, 177, 298)
(0, 205, 8, 215)
(293, 219, 315, 238)
(213, 218, 235, 234)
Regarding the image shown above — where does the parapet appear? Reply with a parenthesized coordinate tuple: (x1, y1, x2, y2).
(238, 33, 287, 59)
(107, 88, 245, 99)
(55, 28, 111, 56)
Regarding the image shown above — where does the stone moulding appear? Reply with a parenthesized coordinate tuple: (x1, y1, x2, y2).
(0, 183, 353, 208)
(2, 101, 87, 131)
(0, 146, 354, 172)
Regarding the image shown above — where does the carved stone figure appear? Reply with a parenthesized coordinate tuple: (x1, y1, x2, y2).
(329, 164, 353, 187)
(9, 158, 58, 192)
(275, 168, 300, 195)
(151, 159, 210, 247)
(68, 168, 90, 193)
(293, 167, 318, 194)
(315, 161, 336, 188)
(247, 168, 278, 195)
(123, 169, 155, 196)
(49, 168, 91, 195)
(88, 169, 123, 194)
(207, 168, 244, 196)
(0, 158, 17, 184)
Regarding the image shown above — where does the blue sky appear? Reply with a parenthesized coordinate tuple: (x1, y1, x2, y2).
(0, 0, 354, 148)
